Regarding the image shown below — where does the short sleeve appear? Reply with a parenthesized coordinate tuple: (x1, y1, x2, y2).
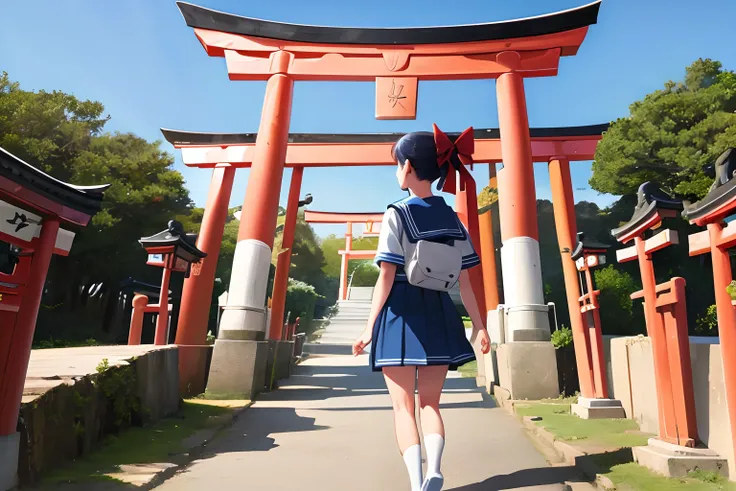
(456, 224, 481, 270)
(375, 208, 405, 267)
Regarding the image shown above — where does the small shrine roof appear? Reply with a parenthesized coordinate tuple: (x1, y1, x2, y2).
(571, 232, 610, 260)
(139, 221, 206, 260)
(611, 182, 683, 242)
(0, 146, 109, 223)
(683, 148, 736, 224)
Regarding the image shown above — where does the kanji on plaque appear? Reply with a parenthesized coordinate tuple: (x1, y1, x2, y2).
(375, 77, 418, 120)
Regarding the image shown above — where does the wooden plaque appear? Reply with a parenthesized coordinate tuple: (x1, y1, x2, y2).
(375, 77, 418, 120)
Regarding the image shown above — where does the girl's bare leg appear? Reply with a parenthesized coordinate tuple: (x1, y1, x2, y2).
(417, 365, 449, 490)
(384, 366, 422, 491)
(417, 365, 448, 437)
(384, 366, 420, 450)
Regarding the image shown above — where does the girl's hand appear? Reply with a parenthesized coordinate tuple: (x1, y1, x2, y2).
(476, 329, 491, 355)
(352, 329, 372, 356)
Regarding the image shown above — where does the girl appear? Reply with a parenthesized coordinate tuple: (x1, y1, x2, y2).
(353, 125, 490, 491)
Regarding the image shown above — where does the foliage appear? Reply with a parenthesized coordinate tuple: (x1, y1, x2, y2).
(591, 59, 736, 200)
(94, 359, 141, 431)
(695, 305, 719, 335)
(284, 278, 324, 335)
(34, 337, 98, 349)
(320, 234, 378, 278)
(477, 186, 498, 208)
(351, 261, 380, 287)
(727, 281, 736, 301)
(0, 71, 192, 342)
(551, 325, 573, 349)
(44, 400, 236, 484)
(594, 265, 645, 336)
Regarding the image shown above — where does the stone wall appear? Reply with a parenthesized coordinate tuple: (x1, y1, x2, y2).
(16, 347, 180, 486)
(606, 336, 736, 478)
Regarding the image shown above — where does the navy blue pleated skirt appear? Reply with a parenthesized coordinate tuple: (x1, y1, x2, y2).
(370, 278, 476, 372)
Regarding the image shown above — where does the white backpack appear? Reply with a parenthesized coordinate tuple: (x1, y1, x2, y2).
(403, 238, 463, 292)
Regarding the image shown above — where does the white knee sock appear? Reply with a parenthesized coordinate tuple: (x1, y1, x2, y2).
(423, 434, 445, 477)
(402, 444, 423, 491)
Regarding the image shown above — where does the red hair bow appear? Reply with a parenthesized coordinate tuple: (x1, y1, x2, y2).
(433, 124, 475, 195)
(432, 123, 487, 315)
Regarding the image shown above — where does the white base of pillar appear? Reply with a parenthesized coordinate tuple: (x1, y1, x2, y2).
(0, 432, 19, 491)
(571, 397, 626, 419)
(633, 438, 728, 479)
(499, 237, 551, 342)
(219, 239, 272, 340)
(506, 304, 551, 341)
(488, 304, 551, 344)
(500, 237, 545, 306)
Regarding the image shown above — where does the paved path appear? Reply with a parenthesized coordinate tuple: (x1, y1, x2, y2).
(155, 353, 587, 490)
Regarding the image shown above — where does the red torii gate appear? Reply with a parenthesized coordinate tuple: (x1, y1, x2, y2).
(173, 0, 603, 399)
(163, 124, 605, 398)
(303, 210, 384, 301)
(0, 147, 107, 489)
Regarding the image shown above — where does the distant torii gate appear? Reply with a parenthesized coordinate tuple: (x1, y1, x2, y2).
(173, 0, 603, 399)
(303, 210, 384, 301)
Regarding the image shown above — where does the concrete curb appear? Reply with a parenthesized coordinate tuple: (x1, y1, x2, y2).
(492, 387, 618, 490)
(106, 401, 254, 490)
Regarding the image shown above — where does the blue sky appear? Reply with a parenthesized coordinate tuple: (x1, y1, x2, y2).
(2, 0, 734, 238)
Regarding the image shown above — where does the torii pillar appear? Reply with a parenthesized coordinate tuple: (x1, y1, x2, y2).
(340, 222, 353, 301)
(175, 164, 235, 396)
(494, 68, 559, 400)
(206, 53, 294, 399)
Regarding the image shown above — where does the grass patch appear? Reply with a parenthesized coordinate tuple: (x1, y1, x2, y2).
(591, 460, 736, 491)
(195, 390, 250, 401)
(515, 401, 651, 449)
(457, 360, 478, 378)
(44, 400, 242, 484)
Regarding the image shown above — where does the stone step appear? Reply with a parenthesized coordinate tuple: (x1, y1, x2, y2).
(329, 317, 370, 323)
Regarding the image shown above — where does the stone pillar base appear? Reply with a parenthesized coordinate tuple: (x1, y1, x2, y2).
(482, 346, 499, 394)
(571, 397, 626, 419)
(0, 432, 19, 491)
(633, 438, 728, 478)
(265, 340, 295, 390)
(496, 342, 559, 400)
(278, 340, 295, 378)
(177, 345, 214, 398)
(206, 339, 268, 400)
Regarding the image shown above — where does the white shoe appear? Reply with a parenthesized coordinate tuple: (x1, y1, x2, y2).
(421, 474, 444, 491)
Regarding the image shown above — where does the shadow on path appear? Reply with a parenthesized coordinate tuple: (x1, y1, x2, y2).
(447, 465, 586, 490)
(194, 406, 330, 459)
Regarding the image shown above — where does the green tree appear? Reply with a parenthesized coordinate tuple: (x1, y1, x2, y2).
(590, 59, 736, 200)
(320, 234, 378, 278)
(594, 265, 645, 336)
(0, 72, 192, 342)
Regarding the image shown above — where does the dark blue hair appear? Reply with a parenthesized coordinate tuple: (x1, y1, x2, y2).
(392, 131, 461, 190)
